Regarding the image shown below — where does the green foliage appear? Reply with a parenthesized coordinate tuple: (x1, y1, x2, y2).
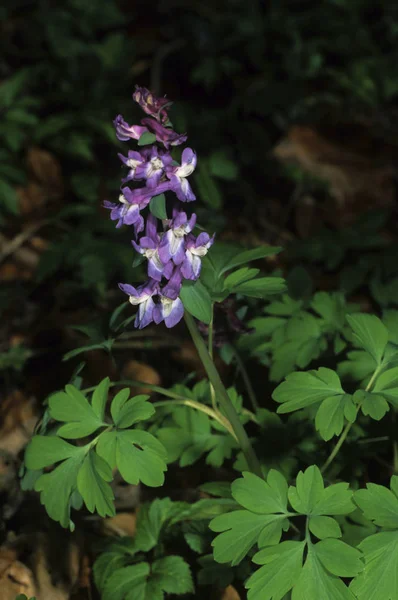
(210, 466, 361, 599)
(94, 496, 235, 598)
(0, 344, 33, 372)
(156, 381, 246, 468)
(350, 477, 398, 599)
(200, 243, 285, 304)
(24, 378, 167, 529)
(239, 290, 360, 381)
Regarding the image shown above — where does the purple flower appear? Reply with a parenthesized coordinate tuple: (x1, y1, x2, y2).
(105, 181, 172, 233)
(153, 267, 184, 328)
(166, 148, 197, 202)
(114, 115, 149, 142)
(181, 232, 214, 280)
(132, 86, 172, 124)
(119, 280, 158, 329)
(118, 149, 150, 184)
(141, 118, 187, 149)
(134, 146, 173, 188)
(132, 214, 173, 282)
(158, 210, 196, 265)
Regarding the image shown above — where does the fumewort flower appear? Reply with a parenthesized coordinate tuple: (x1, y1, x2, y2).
(181, 232, 214, 280)
(158, 210, 197, 265)
(132, 86, 171, 124)
(119, 280, 158, 329)
(166, 148, 197, 201)
(106, 86, 213, 328)
(132, 214, 173, 282)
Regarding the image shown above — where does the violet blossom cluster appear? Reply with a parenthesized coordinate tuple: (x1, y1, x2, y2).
(105, 86, 214, 329)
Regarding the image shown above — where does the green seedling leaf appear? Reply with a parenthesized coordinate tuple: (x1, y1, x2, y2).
(346, 313, 388, 365)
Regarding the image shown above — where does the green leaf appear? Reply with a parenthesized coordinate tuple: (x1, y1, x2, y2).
(231, 470, 288, 514)
(210, 510, 286, 565)
(149, 556, 194, 595)
(220, 246, 282, 274)
(355, 390, 390, 420)
(224, 267, 260, 289)
(91, 377, 110, 421)
(103, 562, 150, 600)
(246, 541, 305, 600)
(292, 546, 356, 600)
(315, 538, 363, 577)
(309, 516, 342, 540)
(110, 390, 153, 429)
(232, 277, 287, 299)
(288, 465, 324, 514)
(157, 406, 238, 468)
(273, 368, 346, 414)
(25, 435, 82, 470)
(180, 279, 212, 324)
(350, 531, 398, 600)
(97, 429, 167, 487)
(288, 467, 354, 516)
(0, 179, 19, 215)
(346, 313, 388, 365)
(208, 150, 238, 181)
(373, 366, 398, 407)
(102, 556, 193, 600)
(49, 384, 106, 438)
(34, 446, 86, 528)
(134, 497, 190, 551)
(77, 450, 115, 518)
(315, 394, 356, 441)
(149, 194, 167, 219)
(354, 478, 398, 528)
(138, 132, 157, 146)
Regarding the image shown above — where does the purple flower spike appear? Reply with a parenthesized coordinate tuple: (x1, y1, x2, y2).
(154, 268, 184, 328)
(118, 149, 150, 184)
(158, 211, 196, 265)
(141, 118, 187, 149)
(119, 280, 158, 329)
(114, 115, 149, 142)
(134, 147, 173, 188)
(133, 86, 172, 124)
(166, 148, 197, 202)
(132, 214, 173, 282)
(181, 232, 215, 280)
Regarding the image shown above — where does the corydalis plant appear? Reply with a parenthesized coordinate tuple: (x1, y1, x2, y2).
(105, 86, 214, 329)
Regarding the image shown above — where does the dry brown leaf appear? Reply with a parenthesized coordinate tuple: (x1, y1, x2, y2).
(27, 147, 63, 196)
(221, 585, 241, 600)
(0, 548, 36, 599)
(0, 532, 82, 600)
(0, 390, 38, 456)
(121, 359, 161, 395)
(273, 125, 395, 226)
(103, 512, 137, 537)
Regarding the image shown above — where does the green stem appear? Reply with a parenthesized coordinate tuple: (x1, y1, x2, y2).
(82, 379, 191, 402)
(153, 399, 236, 438)
(321, 365, 382, 474)
(208, 305, 218, 412)
(82, 380, 234, 437)
(184, 312, 263, 478)
(321, 420, 353, 474)
(232, 344, 259, 412)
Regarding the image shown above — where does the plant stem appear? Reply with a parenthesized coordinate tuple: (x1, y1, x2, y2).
(321, 420, 353, 474)
(232, 344, 259, 412)
(208, 305, 218, 412)
(81, 380, 234, 437)
(321, 365, 382, 474)
(82, 379, 190, 402)
(152, 399, 236, 438)
(184, 312, 263, 478)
